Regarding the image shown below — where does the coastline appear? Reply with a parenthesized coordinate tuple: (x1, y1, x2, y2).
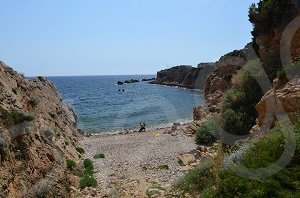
(81, 119, 194, 137)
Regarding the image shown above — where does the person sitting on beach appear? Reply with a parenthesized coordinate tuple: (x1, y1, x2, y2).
(139, 122, 146, 132)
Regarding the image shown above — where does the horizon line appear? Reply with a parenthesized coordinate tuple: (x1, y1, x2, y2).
(27, 73, 157, 78)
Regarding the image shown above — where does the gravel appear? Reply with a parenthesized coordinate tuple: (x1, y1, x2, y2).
(80, 126, 197, 194)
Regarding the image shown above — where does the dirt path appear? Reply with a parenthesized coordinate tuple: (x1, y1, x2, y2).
(80, 125, 198, 197)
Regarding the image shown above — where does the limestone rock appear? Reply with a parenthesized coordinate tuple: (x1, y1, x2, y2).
(0, 61, 80, 197)
(151, 64, 215, 89)
(178, 154, 196, 166)
(256, 77, 300, 129)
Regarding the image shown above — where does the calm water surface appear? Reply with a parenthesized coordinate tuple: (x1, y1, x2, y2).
(49, 75, 204, 133)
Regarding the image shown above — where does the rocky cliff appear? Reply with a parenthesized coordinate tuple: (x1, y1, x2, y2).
(203, 46, 250, 112)
(0, 61, 80, 197)
(151, 64, 215, 89)
(250, 0, 300, 65)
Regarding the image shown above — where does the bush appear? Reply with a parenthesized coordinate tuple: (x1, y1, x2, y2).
(221, 59, 265, 136)
(0, 108, 34, 128)
(222, 89, 246, 111)
(178, 115, 300, 197)
(93, 153, 105, 159)
(222, 109, 252, 136)
(66, 159, 76, 171)
(83, 159, 94, 171)
(216, 117, 300, 197)
(195, 122, 216, 145)
(176, 161, 214, 195)
(76, 147, 85, 154)
(79, 176, 97, 189)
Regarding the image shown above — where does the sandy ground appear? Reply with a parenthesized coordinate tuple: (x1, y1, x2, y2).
(80, 124, 198, 197)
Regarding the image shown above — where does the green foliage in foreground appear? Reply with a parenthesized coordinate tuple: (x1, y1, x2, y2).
(93, 153, 105, 159)
(176, 116, 300, 197)
(175, 161, 214, 195)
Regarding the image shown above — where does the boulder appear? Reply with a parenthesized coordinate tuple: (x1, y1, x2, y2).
(256, 77, 300, 129)
(117, 81, 124, 85)
(178, 154, 196, 166)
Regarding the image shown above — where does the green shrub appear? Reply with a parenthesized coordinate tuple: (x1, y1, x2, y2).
(83, 159, 94, 170)
(195, 122, 216, 145)
(93, 153, 105, 159)
(222, 109, 252, 136)
(79, 176, 97, 189)
(76, 147, 85, 154)
(215, 117, 300, 197)
(221, 59, 265, 136)
(0, 108, 34, 128)
(176, 161, 214, 195)
(66, 159, 76, 171)
(222, 89, 246, 111)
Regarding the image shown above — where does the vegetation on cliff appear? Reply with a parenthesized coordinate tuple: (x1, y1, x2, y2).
(177, 0, 300, 197)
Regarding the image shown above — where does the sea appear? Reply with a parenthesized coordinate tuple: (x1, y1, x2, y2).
(48, 75, 205, 134)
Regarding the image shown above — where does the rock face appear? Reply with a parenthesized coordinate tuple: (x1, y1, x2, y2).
(0, 61, 80, 197)
(151, 64, 216, 89)
(256, 76, 300, 129)
(204, 47, 248, 112)
(253, 0, 300, 64)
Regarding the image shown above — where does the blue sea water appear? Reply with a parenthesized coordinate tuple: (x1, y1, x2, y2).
(48, 75, 204, 133)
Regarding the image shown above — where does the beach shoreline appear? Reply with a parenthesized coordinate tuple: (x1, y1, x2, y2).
(83, 121, 194, 137)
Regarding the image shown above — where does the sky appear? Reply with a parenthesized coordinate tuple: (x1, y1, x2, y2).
(0, 0, 259, 76)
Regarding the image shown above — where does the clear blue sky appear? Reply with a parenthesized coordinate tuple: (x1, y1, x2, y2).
(0, 0, 258, 76)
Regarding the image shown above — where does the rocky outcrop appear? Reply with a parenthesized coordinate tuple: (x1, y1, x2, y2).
(203, 47, 249, 112)
(141, 78, 155, 82)
(251, 0, 300, 64)
(256, 76, 300, 129)
(151, 64, 216, 89)
(117, 79, 140, 85)
(0, 61, 80, 197)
